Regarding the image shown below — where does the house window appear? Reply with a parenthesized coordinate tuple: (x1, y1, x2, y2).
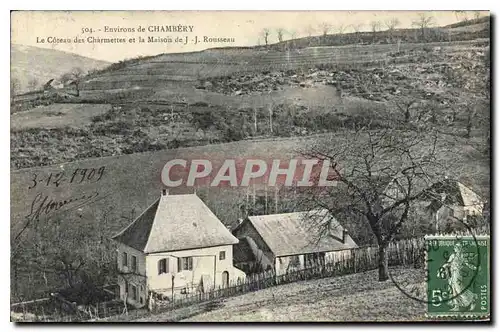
(219, 251, 226, 260)
(158, 258, 168, 274)
(131, 255, 137, 272)
(131, 285, 137, 301)
(178, 257, 193, 271)
(122, 252, 128, 267)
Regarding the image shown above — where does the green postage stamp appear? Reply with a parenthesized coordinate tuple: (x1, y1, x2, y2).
(426, 235, 490, 318)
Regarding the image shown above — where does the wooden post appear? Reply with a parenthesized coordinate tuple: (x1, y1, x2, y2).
(253, 107, 258, 134)
(264, 184, 268, 214)
(171, 275, 175, 304)
(353, 251, 356, 273)
(269, 104, 273, 134)
(275, 186, 278, 213)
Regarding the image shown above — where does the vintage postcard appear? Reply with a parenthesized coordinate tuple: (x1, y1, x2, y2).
(10, 10, 491, 322)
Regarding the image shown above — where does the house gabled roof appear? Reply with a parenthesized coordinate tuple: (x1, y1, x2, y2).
(419, 179, 484, 207)
(245, 209, 358, 257)
(112, 193, 239, 253)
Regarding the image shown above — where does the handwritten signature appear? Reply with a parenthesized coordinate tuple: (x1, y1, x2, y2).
(25, 191, 100, 223)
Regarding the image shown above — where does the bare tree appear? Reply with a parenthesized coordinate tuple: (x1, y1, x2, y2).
(336, 23, 347, 34)
(454, 10, 469, 22)
(351, 23, 364, 43)
(370, 21, 381, 43)
(261, 28, 271, 46)
(300, 128, 445, 281)
(385, 17, 400, 43)
(276, 28, 286, 43)
(412, 13, 436, 40)
(288, 30, 299, 49)
(385, 17, 400, 31)
(61, 67, 85, 96)
(370, 20, 381, 33)
(351, 23, 364, 33)
(474, 11, 481, 20)
(319, 22, 331, 37)
(304, 25, 316, 37)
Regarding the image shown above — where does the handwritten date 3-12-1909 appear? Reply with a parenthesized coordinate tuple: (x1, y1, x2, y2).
(28, 166, 106, 190)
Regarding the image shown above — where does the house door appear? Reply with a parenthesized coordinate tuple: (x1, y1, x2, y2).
(222, 271, 229, 288)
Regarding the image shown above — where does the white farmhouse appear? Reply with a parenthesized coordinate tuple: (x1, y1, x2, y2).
(112, 190, 245, 308)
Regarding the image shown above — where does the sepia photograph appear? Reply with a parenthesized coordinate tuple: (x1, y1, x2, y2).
(9, 10, 491, 323)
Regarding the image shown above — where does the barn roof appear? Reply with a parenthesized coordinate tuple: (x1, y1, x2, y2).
(246, 209, 358, 257)
(112, 193, 238, 253)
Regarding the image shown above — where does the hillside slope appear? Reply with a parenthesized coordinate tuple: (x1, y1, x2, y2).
(275, 16, 490, 51)
(134, 268, 426, 322)
(11, 44, 110, 93)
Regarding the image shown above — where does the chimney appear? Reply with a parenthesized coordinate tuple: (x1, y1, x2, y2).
(342, 229, 348, 244)
(162, 189, 169, 196)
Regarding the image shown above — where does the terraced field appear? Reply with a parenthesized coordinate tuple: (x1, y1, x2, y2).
(82, 39, 488, 92)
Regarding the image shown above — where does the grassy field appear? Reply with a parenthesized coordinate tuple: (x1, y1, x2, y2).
(10, 103, 111, 130)
(133, 268, 427, 322)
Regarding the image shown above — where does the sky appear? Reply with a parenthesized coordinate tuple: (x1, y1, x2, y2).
(11, 10, 488, 63)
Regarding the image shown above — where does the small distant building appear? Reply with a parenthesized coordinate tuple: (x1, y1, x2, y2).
(42, 79, 55, 91)
(112, 191, 245, 308)
(421, 179, 485, 230)
(232, 210, 358, 276)
(384, 177, 485, 232)
(63, 79, 79, 96)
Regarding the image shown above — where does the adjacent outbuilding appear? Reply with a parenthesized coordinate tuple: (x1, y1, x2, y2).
(232, 209, 358, 275)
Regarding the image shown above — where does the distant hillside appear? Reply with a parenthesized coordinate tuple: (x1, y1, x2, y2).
(10, 44, 110, 93)
(76, 16, 489, 94)
(443, 15, 490, 28)
(274, 17, 490, 50)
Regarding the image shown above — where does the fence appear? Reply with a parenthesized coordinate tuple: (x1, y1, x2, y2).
(152, 237, 425, 313)
(13, 227, 489, 321)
